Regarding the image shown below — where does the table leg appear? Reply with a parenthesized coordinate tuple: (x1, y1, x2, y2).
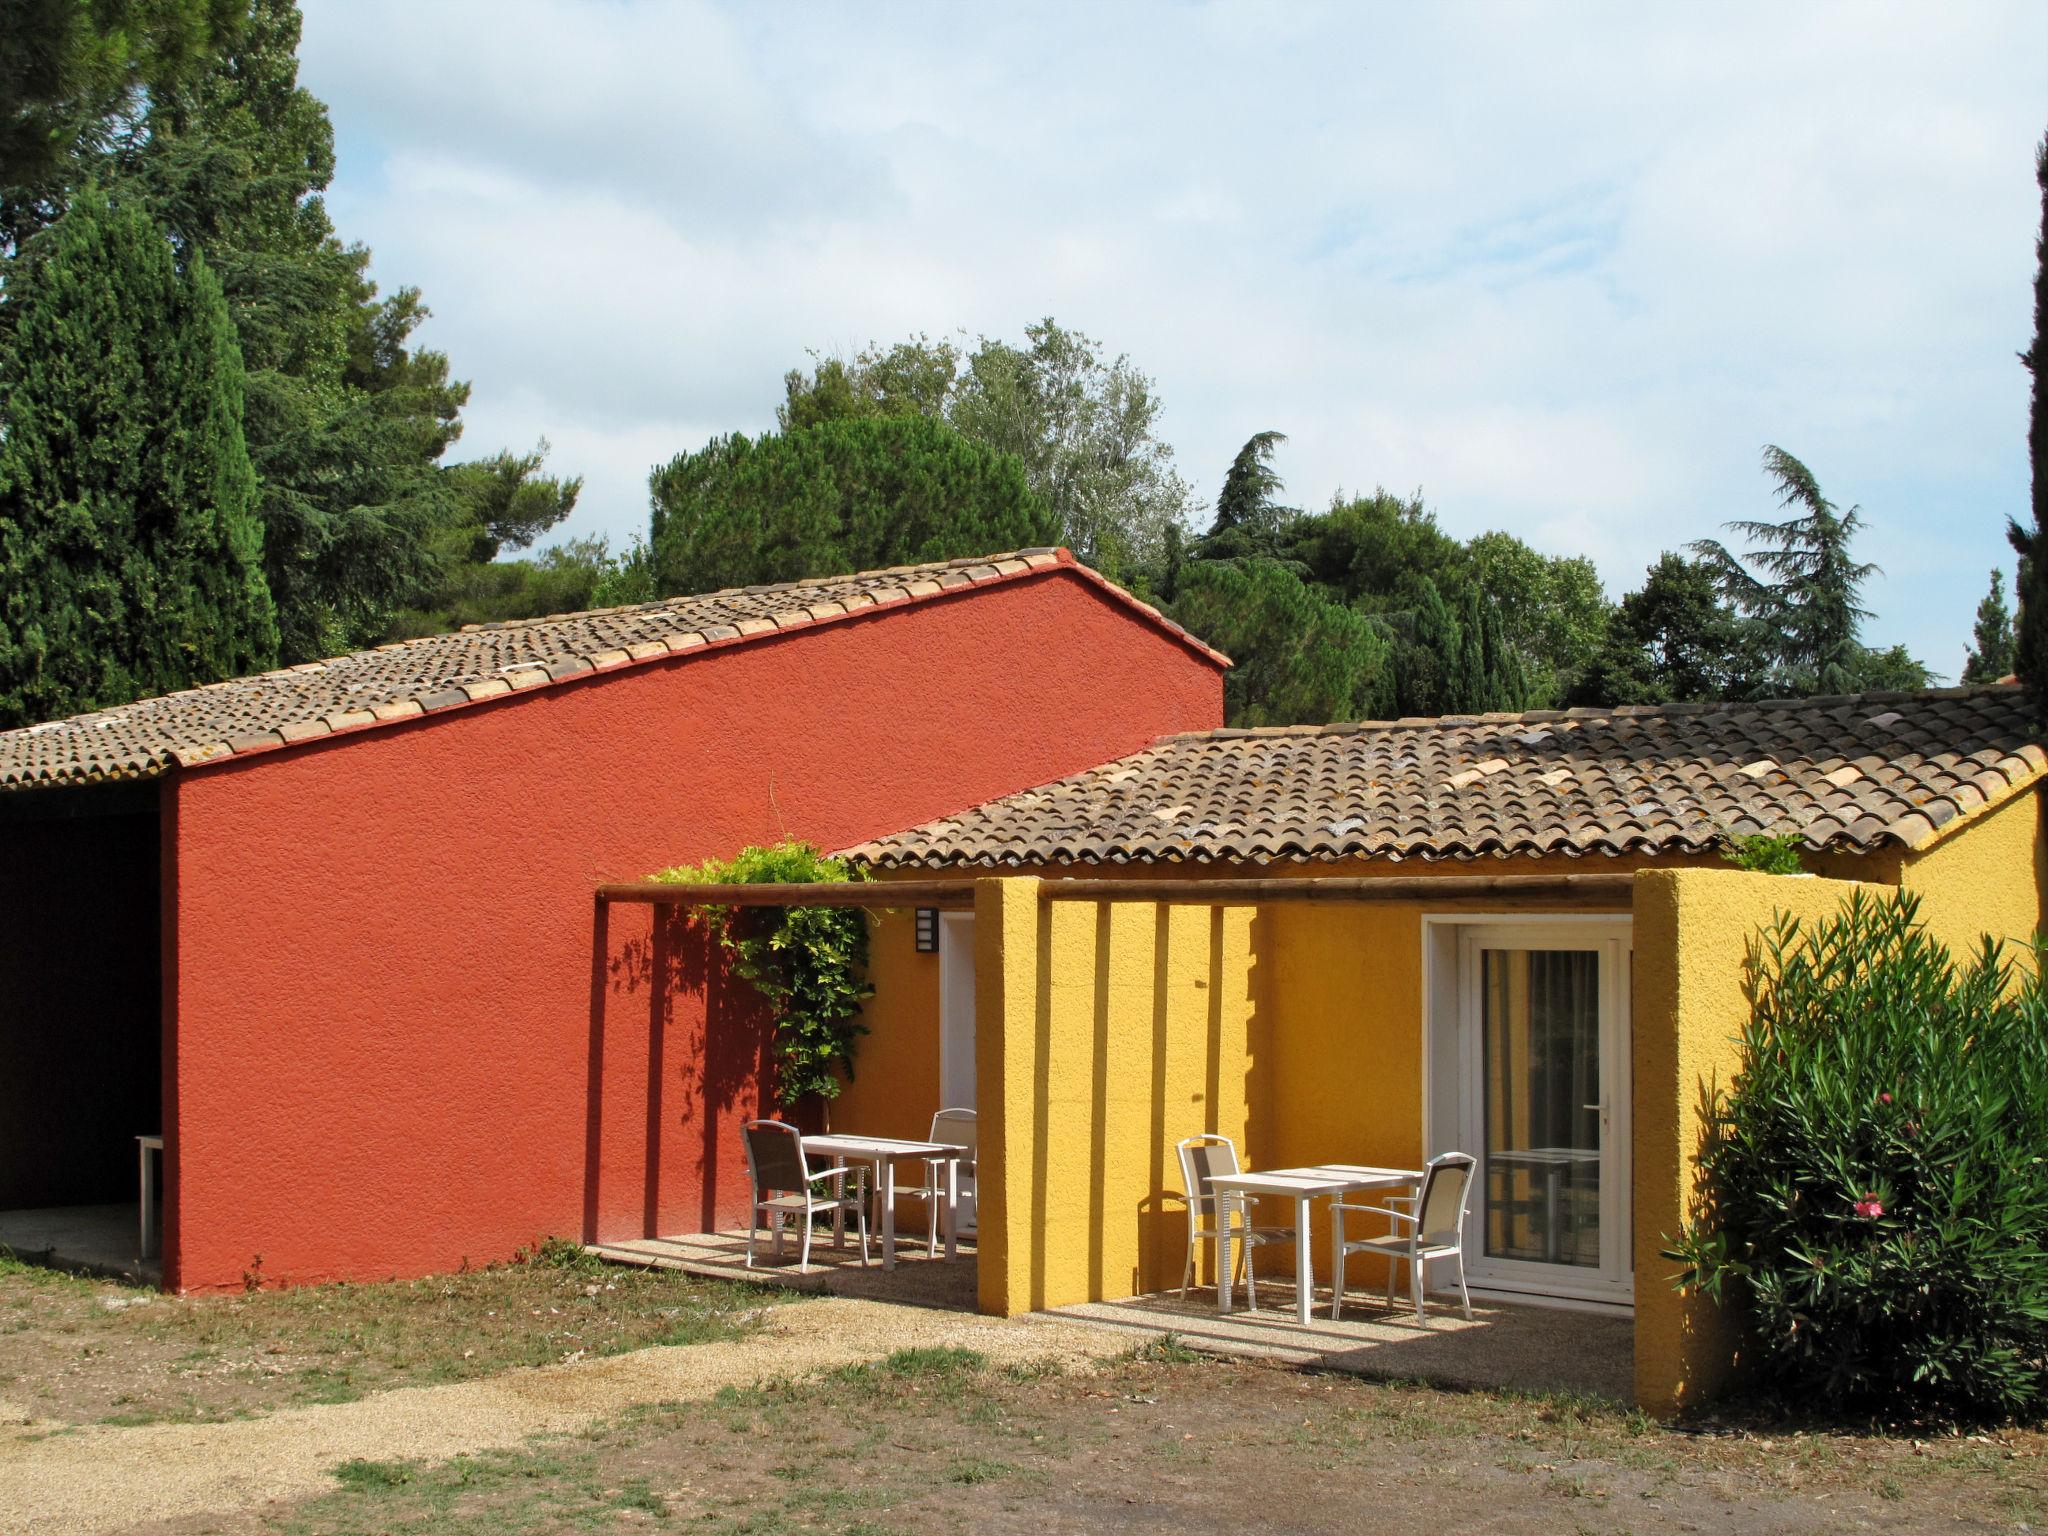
(831, 1157, 846, 1250)
(1217, 1206, 1235, 1314)
(943, 1158, 959, 1261)
(1295, 1195, 1314, 1326)
(1543, 1166, 1561, 1266)
(880, 1157, 898, 1271)
(138, 1141, 155, 1261)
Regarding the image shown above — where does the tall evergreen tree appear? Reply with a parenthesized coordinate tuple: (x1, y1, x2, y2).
(0, 0, 240, 245)
(1203, 430, 1292, 554)
(0, 186, 274, 727)
(117, 0, 470, 660)
(1693, 445, 1921, 694)
(2012, 134, 2048, 722)
(1962, 568, 2018, 684)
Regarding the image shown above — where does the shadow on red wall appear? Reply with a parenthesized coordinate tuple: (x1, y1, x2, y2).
(586, 900, 784, 1244)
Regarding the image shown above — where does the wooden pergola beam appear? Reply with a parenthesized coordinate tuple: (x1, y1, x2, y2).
(596, 871, 1637, 909)
(595, 880, 978, 909)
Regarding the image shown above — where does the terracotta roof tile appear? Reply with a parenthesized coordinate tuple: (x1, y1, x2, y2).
(850, 686, 2042, 868)
(0, 547, 1228, 790)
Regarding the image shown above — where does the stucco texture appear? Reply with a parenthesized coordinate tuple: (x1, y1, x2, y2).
(162, 571, 1221, 1292)
(1627, 867, 1886, 1415)
(1897, 785, 2046, 966)
(969, 878, 1258, 1315)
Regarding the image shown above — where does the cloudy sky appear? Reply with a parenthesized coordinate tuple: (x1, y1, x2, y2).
(299, 1, 2047, 676)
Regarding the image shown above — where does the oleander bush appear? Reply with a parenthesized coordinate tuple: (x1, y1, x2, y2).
(1671, 890, 2048, 1421)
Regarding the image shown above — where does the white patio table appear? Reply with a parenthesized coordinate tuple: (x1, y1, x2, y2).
(1487, 1146, 1600, 1264)
(802, 1133, 969, 1271)
(1209, 1163, 1423, 1325)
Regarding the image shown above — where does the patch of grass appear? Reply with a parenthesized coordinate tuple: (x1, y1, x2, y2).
(332, 1458, 416, 1492)
(0, 1244, 793, 1426)
(945, 1454, 1015, 1485)
(1126, 1332, 1206, 1365)
(881, 1345, 986, 1378)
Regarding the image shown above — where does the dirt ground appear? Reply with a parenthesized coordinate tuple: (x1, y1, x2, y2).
(127, 1343, 2048, 1536)
(0, 1243, 784, 1425)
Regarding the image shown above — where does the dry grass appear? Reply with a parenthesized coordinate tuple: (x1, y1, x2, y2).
(0, 1240, 791, 1426)
(160, 1345, 2048, 1535)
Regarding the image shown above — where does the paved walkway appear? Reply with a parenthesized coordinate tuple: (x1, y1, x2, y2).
(1055, 1286, 1635, 1401)
(0, 1298, 1119, 1535)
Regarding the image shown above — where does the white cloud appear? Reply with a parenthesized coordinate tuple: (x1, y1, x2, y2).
(302, 0, 2048, 676)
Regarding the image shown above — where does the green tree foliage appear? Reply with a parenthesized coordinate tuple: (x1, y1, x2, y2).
(1201, 430, 1294, 557)
(1170, 558, 1393, 726)
(1693, 445, 1925, 695)
(0, 0, 240, 242)
(1962, 569, 2018, 684)
(777, 320, 1195, 582)
(1671, 891, 2048, 1422)
(2012, 134, 2048, 724)
(646, 414, 1059, 596)
(1287, 488, 1464, 606)
(114, 0, 472, 660)
(1573, 553, 1762, 706)
(651, 842, 871, 1106)
(0, 186, 274, 726)
(1465, 531, 1608, 704)
(379, 441, 588, 638)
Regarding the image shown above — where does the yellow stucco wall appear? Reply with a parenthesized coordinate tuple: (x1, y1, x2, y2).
(1897, 785, 2047, 966)
(971, 876, 1261, 1315)
(1629, 868, 1881, 1416)
(830, 906, 941, 1141)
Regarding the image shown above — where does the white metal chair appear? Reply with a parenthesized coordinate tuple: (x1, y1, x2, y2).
(742, 1119, 869, 1271)
(895, 1107, 976, 1252)
(1330, 1151, 1476, 1323)
(1175, 1134, 1295, 1312)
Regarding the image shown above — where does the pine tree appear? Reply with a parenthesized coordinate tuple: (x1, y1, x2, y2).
(1963, 569, 2018, 684)
(2012, 134, 2048, 721)
(646, 415, 1058, 596)
(0, 187, 275, 727)
(1203, 431, 1292, 554)
(119, 0, 470, 659)
(1692, 445, 1918, 694)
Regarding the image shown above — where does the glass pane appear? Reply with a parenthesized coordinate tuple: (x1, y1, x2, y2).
(1481, 949, 1600, 1268)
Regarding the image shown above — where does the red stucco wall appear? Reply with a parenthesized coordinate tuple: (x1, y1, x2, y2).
(163, 570, 1220, 1291)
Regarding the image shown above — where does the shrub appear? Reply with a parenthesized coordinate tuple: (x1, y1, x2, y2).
(651, 841, 871, 1105)
(1670, 890, 2048, 1422)
(1720, 830, 1805, 875)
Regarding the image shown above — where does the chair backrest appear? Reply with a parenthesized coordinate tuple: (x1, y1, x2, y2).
(1415, 1152, 1476, 1248)
(1176, 1134, 1242, 1226)
(930, 1107, 978, 1158)
(743, 1119, 809, 1195)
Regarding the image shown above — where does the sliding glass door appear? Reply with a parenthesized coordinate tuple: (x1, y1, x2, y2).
(1455, 925, 1631, 1302)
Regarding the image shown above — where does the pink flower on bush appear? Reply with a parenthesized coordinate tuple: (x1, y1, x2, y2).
(1879, 1092, 1892, 1104)
(1853, 1194, 1885, 1219)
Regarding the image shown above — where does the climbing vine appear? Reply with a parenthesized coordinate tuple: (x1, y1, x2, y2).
(651, 841, 871, 1105)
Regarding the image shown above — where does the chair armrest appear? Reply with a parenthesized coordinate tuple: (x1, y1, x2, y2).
(807, 1166, 863, 1188)
(1333, 1204, 1416, 1224)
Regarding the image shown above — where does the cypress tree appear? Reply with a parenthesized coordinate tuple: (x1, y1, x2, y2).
(2012, 134, 2048, 721)
(0, 186, 274, 727)
(1963, 568, 2018, 684)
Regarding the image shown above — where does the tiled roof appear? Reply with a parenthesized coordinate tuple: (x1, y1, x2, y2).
(849, 686, 2045, 867)
(0, 548, 1226, 791)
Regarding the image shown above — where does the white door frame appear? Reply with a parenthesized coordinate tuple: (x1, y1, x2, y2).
(1421, 913, 1633, 1307)
(938, 913, 977, 1112)
(937, 912, 978, 1233)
